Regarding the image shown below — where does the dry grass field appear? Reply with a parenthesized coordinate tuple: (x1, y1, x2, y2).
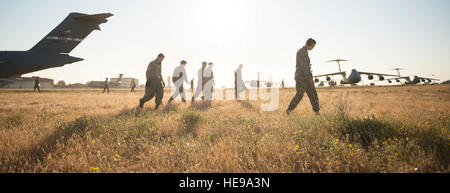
(0, 85, 449, 173)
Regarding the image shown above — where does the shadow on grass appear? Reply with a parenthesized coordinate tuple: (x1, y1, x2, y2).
(179, 111, 202, 138)
(1, 116, 92, 172)
(335, 116, 401, 148)
(237, 100, 256, 110)
(189, 100, 212, 111)
(332, 115, 449, 168)
(161, 103, 178, 114)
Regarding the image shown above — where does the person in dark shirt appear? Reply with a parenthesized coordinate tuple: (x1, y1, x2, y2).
(102, 78, 110, 94)
(286, 38, 320, 116)
(130, 79, 136, 92)
(33, 77, 40, 93)
(139, 53, 165, 110)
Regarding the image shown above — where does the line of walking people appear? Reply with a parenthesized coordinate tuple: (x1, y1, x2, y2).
(138, 53, 246, 110)
(138, 38, 320, 115)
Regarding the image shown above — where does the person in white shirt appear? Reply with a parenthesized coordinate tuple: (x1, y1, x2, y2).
(235, 64, 245, 100)
(203, 62, 215, 100)
(169, 60, 189, 103)
(192, 62, 208, 102)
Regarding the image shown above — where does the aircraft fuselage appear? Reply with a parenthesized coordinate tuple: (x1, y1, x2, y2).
(0, 51, 83, 78)
(340, 69, 362, 84)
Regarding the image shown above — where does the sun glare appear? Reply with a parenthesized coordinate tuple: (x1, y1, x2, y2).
(193, 0, 251, 40)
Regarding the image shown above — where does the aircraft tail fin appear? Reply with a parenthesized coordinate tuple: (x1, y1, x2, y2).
(29, 12, 113, 54)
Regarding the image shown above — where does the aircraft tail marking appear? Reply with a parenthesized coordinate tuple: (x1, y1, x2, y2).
(29, 12, 113, 54)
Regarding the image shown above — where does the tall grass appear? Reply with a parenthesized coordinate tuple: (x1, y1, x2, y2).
(0, 85, 448, 172)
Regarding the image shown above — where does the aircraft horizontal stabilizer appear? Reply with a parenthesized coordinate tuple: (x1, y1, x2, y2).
(74, 13, 114, 30)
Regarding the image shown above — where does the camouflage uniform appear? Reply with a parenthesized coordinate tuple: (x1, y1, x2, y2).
(139, 59, 164, 109)
(287, 46, 320, 113)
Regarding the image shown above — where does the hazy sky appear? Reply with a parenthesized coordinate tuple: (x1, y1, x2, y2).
(1, 0, 449, 86)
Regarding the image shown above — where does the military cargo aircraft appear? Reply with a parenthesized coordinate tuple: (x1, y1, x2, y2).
(313, 59, 398, 85)
(87, 74, 124, 88)
(384, 68, 439, 84)
(0, 12, 113, 84)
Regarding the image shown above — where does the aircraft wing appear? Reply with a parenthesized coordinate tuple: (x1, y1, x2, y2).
(385, 76, 410, 81)
(358, 71, 398, 77)
(313, 72, 346, 78)
(385, 76, 439, 81)
(417, 76, 440, 81)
